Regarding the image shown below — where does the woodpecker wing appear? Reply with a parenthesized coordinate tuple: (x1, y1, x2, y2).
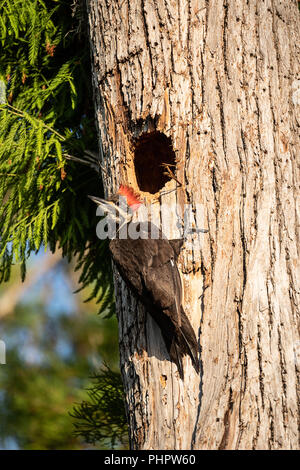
(109, 222, 199, 377)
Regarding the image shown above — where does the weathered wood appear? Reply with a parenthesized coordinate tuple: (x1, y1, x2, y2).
(87, 0, 300, 449)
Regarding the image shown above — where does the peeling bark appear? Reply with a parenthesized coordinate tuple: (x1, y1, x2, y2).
(87, 0, 300, 449)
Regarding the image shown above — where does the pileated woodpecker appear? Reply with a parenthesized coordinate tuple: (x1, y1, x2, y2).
(89, 185, 199, 379)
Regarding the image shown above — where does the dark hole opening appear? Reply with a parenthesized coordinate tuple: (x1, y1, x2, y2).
(134, 132, 176, 194)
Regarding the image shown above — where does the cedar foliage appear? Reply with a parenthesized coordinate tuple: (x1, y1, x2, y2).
(0, 0, 114, 316)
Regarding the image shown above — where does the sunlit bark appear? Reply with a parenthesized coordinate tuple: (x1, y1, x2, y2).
(87, 0, 300, 449)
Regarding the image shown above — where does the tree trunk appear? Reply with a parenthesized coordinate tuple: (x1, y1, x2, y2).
(86, 0, 300, 450)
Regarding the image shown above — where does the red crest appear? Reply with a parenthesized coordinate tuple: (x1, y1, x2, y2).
(118, 185, 142, 210)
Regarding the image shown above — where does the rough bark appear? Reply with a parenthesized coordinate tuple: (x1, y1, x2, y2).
(87, 0, 300, 449)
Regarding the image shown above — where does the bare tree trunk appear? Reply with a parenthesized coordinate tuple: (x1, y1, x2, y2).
(87, 0, 300, 450)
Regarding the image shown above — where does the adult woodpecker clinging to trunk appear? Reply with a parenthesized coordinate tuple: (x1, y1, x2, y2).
(88, 185, 199, 379)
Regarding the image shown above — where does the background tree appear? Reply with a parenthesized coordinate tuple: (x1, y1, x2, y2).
(87, 0, 300, 450)
(0, 0, 112, 308)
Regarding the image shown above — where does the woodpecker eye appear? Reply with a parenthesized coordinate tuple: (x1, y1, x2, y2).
(133, 131, 176, 194)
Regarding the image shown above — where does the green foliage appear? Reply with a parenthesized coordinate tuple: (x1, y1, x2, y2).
(71, 367, 128, 449)
(0, 0, 114, 316)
